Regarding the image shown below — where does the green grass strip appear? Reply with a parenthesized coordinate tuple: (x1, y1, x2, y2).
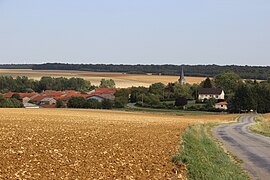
(250, 115, 270, 137)
(172, 124, 248, 180)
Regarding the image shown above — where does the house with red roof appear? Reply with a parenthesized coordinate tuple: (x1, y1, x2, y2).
(3, 88, 117, 108)
(86, 88, 116, 102)
(215, 101, 228, 110)
(4, 92, 39, 103)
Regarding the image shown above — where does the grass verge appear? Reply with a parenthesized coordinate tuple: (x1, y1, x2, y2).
(172, 124, 248, 180)
(250, 115, 270, 137)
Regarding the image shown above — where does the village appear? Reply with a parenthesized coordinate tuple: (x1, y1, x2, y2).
(2, 86, 228, 111)
(3, 88, 117, 109)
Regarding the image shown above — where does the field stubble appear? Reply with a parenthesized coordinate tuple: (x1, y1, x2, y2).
(0, 109, 236, 179)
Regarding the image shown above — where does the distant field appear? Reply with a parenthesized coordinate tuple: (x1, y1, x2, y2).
(0, 108, 236, 179)
(0, 69, 206, 88)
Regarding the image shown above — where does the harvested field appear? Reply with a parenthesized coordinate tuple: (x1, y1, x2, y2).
(0, 69, 206, 88)
(0, 109, 236, 179)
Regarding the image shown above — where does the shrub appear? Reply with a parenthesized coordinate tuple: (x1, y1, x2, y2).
(175, 97, 188, 107)
(67, 97, 86, 108)
(56, 100, 65, 108)
(102, 99, 113, 109)
(85, 99, 102, 109)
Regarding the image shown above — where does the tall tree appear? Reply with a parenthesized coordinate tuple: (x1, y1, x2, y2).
(173, 83, 192, 99)
(201, 77, 213, 88)
(149, 82, 165, 99)
(214, 71, 242, 96)
(230, 84, 255, 112)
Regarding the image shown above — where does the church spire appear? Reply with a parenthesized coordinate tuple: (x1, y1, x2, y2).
(179, 66, 186, 85)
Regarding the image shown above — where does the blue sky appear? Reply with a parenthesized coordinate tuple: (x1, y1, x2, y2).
(0, 0, 269, 65)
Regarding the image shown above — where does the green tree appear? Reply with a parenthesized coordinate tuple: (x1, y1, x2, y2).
(114, 96, 128, 108)
(173, 83, 192, 99)
(201, 77, 213, 88)
(0, 95, 23, 108)
(67, 97, 86, 108)
(144, 93, 160, 106)
(129, 86, 148, 103)
(149, 82, 165, 97)
(175, 97, 188, 107)
(229, 84, 255, 112)
(85, 99, 102, 109)
(102, 99, 113, 109)
(56, 99, 65, 108)
(99, 79, 116, 88)
(214, 71, 242, 96)
(11, 94, 20, 100)
(39, 77, 54, 90)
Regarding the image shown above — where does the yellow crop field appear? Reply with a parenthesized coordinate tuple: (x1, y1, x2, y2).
(0, 108, 237, 179)
(0, 69, 206, 88)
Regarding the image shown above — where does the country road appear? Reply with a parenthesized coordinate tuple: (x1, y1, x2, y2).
(213, 115, 270, 180)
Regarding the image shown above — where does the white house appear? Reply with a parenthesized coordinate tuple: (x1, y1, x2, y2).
(215, 101, 228, 110)
(198, 88, 225, 100)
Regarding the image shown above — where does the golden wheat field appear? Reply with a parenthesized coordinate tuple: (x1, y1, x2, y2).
(0, 108, 237, 179)
(0, 69, 206, 88)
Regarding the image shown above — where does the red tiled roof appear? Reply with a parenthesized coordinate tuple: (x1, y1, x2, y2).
(3, 92, 16, 98)
(19, 93, 38, 99)
(41, 90, 65, 97)
(94, 88, 116, 95)
(32, 95, 47, 102)
(64, 90, 80, 94)
(3, 92, 38, 99)
(216, 101, 228, 105)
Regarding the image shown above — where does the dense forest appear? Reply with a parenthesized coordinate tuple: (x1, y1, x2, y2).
(0, 63, 269, 80)
(0, 64, 34, 69)
(32, 63, 270, 80)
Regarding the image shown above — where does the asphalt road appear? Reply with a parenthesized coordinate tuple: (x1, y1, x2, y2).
(213, 115, 270, 180)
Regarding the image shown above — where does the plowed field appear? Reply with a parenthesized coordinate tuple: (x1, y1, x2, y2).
(0, 109, 236, 179)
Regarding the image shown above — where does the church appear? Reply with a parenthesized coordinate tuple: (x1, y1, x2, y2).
(178, 66, 186, 85)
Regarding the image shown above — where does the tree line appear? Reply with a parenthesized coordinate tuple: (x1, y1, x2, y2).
(0, 76, 93, 93)
(0, 63, 269, 80)
(31, 63, 270, 80)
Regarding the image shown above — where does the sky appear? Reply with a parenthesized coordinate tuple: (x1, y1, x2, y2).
(0, 0, 269, 66)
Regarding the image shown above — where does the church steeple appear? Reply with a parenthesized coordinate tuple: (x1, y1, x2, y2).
(179, 66, 186, 85)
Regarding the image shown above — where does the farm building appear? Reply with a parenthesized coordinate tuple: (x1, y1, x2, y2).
(198, 88, 225, 100)
(3, 88, 117, 108)
(23, 103, 40, 109)
(87, 94, 115, 102)
(215, 101, 228, 110)
(86, 88, 116, 102)
(40, 97, 57, 105)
